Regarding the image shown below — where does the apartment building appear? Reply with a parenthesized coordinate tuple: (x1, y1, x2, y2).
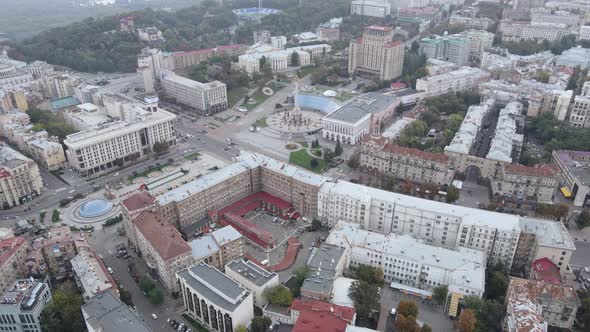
(327, 222, 486, 298)
(463, 29, 494, 63)
(238, 44, 330, 74)
(486, 101, 525, 164)
(555, 47, 590, 69)
(321, 92, 399, 145)
(359, 136, 455, 185)
(350, 0, 391, 18)
(519, 218, 576, 273)
(225, 259, 279, 308)
(0, 144, 43, 208)
(171, 45, 247, 70)
(188, 226, 245, 272)
(0, 279, 52, 332)
(568, 95, 590, 128)
(253, 30, 271, 44)
(161, 70, 227, 115)
(63, 100, 176, 178)
(552, 150, 590, 207)
(416, 66, 491, 97)
(133, 210, 194, 291)
(318, 18, 342, 41)
(176, 262, 254, 332)
(157, 151, 328, 228)
(71, 246, 117, 301)
(138, 27, 163, 42)
(420, 34, 470, 66)
(449, 14, 492, 30)
(531, 10, 580, 27)
(580, 26, 590, 41)
(0, 89, 27, 112)
(0, 237, 28, 295)
(82, 292, 152, 332)
(506, 278, 580, 330)
(121, 191, 157, 249)
(348, 26, 404, 81)
(23, 61, 54, 79)
(491, 164, 559, 204)
(0, 64, 32, 90)
(505, 297, 548, 332)
(300, 243, 347, 301)
(500, 21, 574, 42)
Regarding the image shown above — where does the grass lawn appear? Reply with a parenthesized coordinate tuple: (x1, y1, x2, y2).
(128, 162, 171, 182)
(181, 314, 208, 332)
(334, 91, 356, 102)
(255, 117, 268, 127)
(296, 141, 309, 148)
(298, 65, 316, 78)
(289, 149, 325, 173)
(245, 82, 284, 110)
(183, 151, 200, 160)
(227, 87, 249, 107)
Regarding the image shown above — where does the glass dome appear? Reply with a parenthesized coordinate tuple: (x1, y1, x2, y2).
(296, 95, 340, 113)
(78, 199, 113, 218)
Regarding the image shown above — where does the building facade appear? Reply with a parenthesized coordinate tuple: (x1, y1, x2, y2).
(188, 226, 245, 272)
(552, 150, 590, 207)
(161, 70, 227, 115)
(82, 291, 152, 332)
(177, 262, 254, 332)
(0, 237, 28, 295)
(568, 95, 590, 128)
(348, 26, 404, 81)
(0, 279, 52, 332)
(416, 67, 491, 97)
(419, 34, 470, 66)
(359, 136, 455, 185)
(491, 164, 559, 204)
(225, 259, 279, 308)
(0, 145, 43, 208)
(350, 0, 391, 18)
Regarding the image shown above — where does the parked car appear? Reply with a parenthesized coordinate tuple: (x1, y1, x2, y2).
(151, 313, 158, 319)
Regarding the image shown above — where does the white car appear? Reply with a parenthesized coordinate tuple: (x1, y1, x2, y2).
(113, 172, 119, 177)
(151, 313, 158, 320)
(107, 267, 113, 275)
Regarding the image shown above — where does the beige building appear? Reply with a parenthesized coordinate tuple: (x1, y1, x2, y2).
(188, 226, 245, 271)
(71, 246, 117, 301)
(0, 236, 28, 295)
(568, 95, 590, 128)
(506, 278, 580, 330)
(0, 89, 28, 112)
(416, 66, 491, 97)
(133, 210, 194, 291)
(27, 226, 87, 279)
(359, 136, 455, 186)
(157, 152, 328, 228)
(348, 26, 404, 81)
(499, 21, 575, 42)
(225, 259, 279, 308)
(0, 144, 43, 208)
(161, 70, 227, 115)
(491, 164, 559, 204)
(64, 99, 176, 178)
(121, 191, 157, 249)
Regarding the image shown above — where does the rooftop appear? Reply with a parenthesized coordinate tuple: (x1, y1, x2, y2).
(330, 277, 355, 309)
(504, 164, 559, 178)
(176, 262, 251, 311)
(506, 298, 548, 332)
(188, 225, 242, 261)
(210, 225, 242, 247)
(301, 243, 345, 296)
(225, 259, 277, 287)
(71, 247, 116, 299)
(324, 92, 398, 125)
(291, 298, 355, 323)
(445, 98, 495, 155)
(508, 277, 580, 307)
(0, 144, 32, 170)
(519, 218, 576, 251)
(0, 279, 48, 311)
(134, 210, 191, 261)
(82, 291, 152, 332)
(0, 236, 26, 267)
(553, 150, 590, 185)
(121, 192, 156, 213)
(366, 138, 450, 164)
(161, 70, 226, 91)
(530, 258, 561, 284)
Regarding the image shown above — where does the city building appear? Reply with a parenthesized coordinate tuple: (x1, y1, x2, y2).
(531, 9, 580, 27)
(238, 44, 331, 74)
(327, 222, 487, 298)
(0, 237, 28, 295)
(518, 218, 576, 273)
(188, 226, 244, 271)
(293, 32, 320, 44)
(0, 279, 52, 332)
(40, 74, 81, 99)
(157, 151, 328, 228)
(64, 103, 110, 131)
(321, 92, 400, 145)
(120, 15, 135, 31)
(449, 14, 492, 30)
(63, 97, 176, 178)
(82, 291, 152, 332)
(161, 70, 228, 115)
(505, 297, 548, 332)
(350, 0, 391, 18)
(359, 136, 455, 185)
(568, 95, 590, 128)
(485, 101, 525, 163)
(23, 61, 54, 79)
(253, 30, 271, 44)
(171, 44, 247, 70)
(0, 144, 43, 208)
(225, 258, 279, 308)
(499, 21, 575, 42)
(506, 278, 580, 330)
(138, 27, 164, 43)
(552, 150, 590, 206)
(133, 210, 194, 290)
(0, 64, 32, 90)
(462, 29, 494, 63)
(73, 84, 101, 104)
(415, 66, 491, 97)
(348, 26, 404, 81)
(300, 243, 346, 301)
(419, 33, 470, 66)
(555, 47, 590, 69)
(491, 164, 559, 204)
(71, 246, 117, 301)
(271, 36, 287, 49)
(582, 81, 590, 97)
(0, 89, 28, 112)
(121, 191, 157, 248)
(263, 299, 355, 329)
(530, 257, 562, 284)
(176, 262, 254, 332)
(318, 18, 342, 41)
(580, 25, 590, 41)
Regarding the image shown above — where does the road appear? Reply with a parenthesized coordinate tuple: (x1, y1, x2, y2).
(571, 241, 590, 269)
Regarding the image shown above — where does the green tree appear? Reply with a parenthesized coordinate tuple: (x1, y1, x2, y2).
(446, 185, 460, 203)
(349, 280, 380, 325)
(293, 266, 310, 297)
(397, 300, 419, 318)
(458, 309, 477, 332)
(291, 51, 300, 66)
(421, 324, 432, 332)
(462, 296, 505, 332)
(40, 210, 46, 222)
(576, 210, 590, 229)
(147, 288, 164, 305)
(433, 285, 448, 305)
(40, 283, 85, 332)
(334, 140, 343, 156)
(153, 141, 169, 153)
(264, 285, 293, 307)
(140, 276, 156, 293)
(250, 316, 271, 332)
(235, 326, 248, 332)
(119, 286, 134, 307)
(394, 313, 419, 332)
(51, 209, 60, 223)
(384, 176, 397, 192)
(578, 291, 590, 330)
(310, 158, 319, 169)
(354, 265, 384, 284)
(485, 261, 508, 302)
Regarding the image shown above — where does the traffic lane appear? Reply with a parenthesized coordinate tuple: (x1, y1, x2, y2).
(571, 241, 590, 268)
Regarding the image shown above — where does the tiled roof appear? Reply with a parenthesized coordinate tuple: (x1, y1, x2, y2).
(504, 164, 558, 178)
(0, 236, 26, 267)
(134, 211, 190, 261)
(292, 310, 349, 332)
(290, 299, 355, 323)
(531, 258, 561, 284)
(121, 192, 155, 213)
(508, 277, 580, 306)
(364, 138, 449, 163)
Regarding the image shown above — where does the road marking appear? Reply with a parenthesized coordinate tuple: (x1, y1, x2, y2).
(55, 187, 66, 192)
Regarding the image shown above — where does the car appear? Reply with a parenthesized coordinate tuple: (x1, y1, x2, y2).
(123, 254, 131, 259)
(585, 267, 590, 273)
(177, 323, 185, 331)
(390, 308, 397, 317)
(113, 172, 120, 177)
(107, 267, 113, 275)
(181, 326, 188, 332)
(151, 313, 157, 320)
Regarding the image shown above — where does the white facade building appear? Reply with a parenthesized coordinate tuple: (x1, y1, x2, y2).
(326, 222, 486, 297)
(225, 259, 280, 308)
(138, 27, 164, 42)
(568, 95, 590, 128)
(500, 21, 575, 42)
(0, 144, 43, 208)
(416, 67, 491, 97)
(0, 279, 52, 332)
(351, 0, 391, 18)
(177, 262, 254, 332)
(0, 64, 32, 90)
(161, 70, 227, 115)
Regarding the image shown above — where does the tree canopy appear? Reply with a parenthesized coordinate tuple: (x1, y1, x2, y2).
(40, 283, 85, 332)
(349, 280, 380, 327)
(264, 285, 293, 307)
